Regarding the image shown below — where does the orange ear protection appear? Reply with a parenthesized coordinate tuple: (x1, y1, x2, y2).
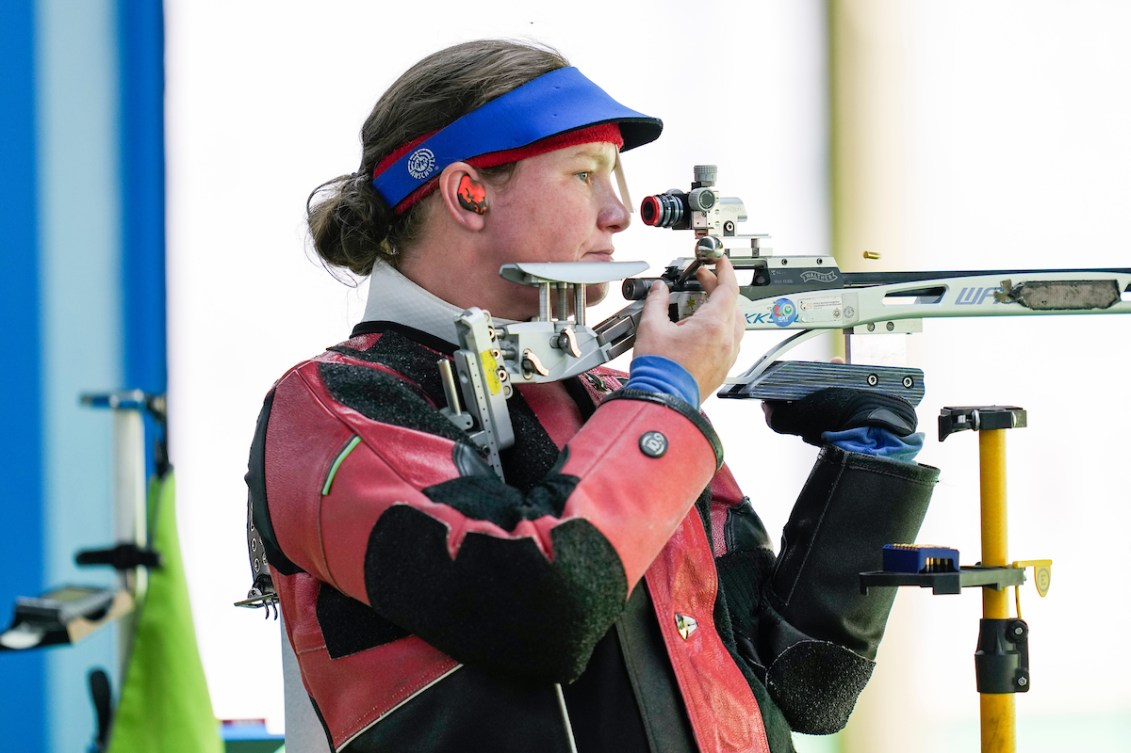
(456, 174, 490, 215)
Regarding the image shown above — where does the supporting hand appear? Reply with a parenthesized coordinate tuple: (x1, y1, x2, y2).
(763, 387, 918, 446)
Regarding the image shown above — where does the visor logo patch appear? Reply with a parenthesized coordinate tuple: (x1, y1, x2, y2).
(407, 148, 437, 180)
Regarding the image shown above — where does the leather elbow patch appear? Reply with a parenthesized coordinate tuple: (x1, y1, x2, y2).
(765, 640, 875, 735)
(363, 505, 628, 682)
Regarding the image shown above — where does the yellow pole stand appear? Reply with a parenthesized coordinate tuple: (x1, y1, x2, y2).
(978, 428, 1014, 753)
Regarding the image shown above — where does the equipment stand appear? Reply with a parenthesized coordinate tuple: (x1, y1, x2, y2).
(862, 404, 1050, 753)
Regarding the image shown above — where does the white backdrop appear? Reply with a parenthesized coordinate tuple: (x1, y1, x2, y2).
(166, 2, 1131, 750)
(831, 4, 1131, 752)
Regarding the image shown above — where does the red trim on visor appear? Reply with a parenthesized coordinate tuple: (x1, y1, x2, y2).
(372, 123, 624, 214)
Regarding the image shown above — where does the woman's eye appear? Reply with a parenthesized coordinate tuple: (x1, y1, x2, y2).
(576, 171, 591, 183)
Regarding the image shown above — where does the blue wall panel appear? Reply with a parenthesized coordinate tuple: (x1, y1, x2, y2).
(0, 2, 47, 750)
(119, 0, 168, 484)
(120, 0, 167, 400)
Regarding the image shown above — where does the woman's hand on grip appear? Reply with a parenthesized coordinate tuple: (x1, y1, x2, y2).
(632, 256, 745, 400)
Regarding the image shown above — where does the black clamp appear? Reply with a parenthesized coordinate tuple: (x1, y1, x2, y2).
(975, 618, 1030, 693)
(938, 405, 1027, 441)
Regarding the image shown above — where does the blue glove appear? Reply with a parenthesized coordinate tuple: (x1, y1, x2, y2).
(823, 425, 924, 463)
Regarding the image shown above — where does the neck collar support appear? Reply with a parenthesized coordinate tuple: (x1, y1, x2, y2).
(371, 66, 662, 212)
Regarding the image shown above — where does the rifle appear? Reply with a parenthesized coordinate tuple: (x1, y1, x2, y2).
(440, 165, 1131, 478)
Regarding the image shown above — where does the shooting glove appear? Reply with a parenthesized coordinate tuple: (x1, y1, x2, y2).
(763, 387, 917, 446)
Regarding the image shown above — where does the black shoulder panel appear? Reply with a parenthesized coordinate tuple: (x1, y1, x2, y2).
(329, 326, 450, 404)
(318, 361, 469, 445)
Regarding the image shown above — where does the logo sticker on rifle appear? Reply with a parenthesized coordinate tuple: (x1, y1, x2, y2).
(770, 297, 798, 327)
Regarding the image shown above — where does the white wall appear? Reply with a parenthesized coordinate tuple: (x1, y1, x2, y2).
(835, 3, 1131, 751)
(165, 0, 829, 733)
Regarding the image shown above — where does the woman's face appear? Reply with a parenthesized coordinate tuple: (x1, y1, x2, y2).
(475, 140, 631, 320)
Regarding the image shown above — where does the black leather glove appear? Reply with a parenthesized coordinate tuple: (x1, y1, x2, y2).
(763, 387, 918, 446)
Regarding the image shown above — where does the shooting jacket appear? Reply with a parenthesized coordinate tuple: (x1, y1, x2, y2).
(246, 287, 939, 753)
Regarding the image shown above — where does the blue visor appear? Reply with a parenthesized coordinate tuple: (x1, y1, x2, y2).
(371, 66, 662, 209)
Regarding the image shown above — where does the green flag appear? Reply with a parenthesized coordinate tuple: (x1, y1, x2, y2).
(106, 471, 223, 753)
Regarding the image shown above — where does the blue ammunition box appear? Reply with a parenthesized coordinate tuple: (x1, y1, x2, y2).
(882, 544, 960, 574)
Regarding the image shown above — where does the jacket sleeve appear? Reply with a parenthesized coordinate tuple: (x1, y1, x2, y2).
(253, 358, 722, 684)
(713, 446, 939, 735)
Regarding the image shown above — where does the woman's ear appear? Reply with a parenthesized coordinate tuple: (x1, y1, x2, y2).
(437, 163, 489, 230)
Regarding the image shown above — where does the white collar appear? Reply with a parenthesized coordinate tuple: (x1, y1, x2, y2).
(361, 263, 517, 345)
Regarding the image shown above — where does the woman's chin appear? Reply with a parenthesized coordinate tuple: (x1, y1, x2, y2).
(584, 282, 609, 307)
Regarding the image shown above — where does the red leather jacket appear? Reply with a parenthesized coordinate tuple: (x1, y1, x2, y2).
(246, 323, 939, 752)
